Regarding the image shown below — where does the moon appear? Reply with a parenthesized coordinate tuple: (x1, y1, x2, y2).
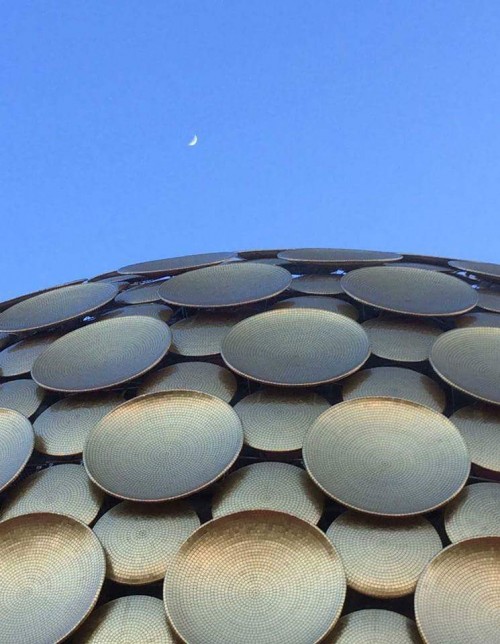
(188, 135, 198, 147)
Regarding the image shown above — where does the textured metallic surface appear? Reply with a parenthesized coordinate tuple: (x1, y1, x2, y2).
(277, 248, 402, 265)
(221, 309, 370, 386)
(415, 537, 500, 644)
(32, 316, 171, 392)
(164, 510, 346, 644)
(449, 258, 500, 280)
(0, 513, 106, 644)
(0, 408, 34, 493)
(0, 378, 44, 417)
(390, 261, 449, 272)
(290, 274, 344, 295)
(115, 280, 165, 304)
(304, 398, 470, 516)
(323, 609, 422, 643)
(84, 390, 243, 501)
(476, 286, 500, 312)
(361, 315, 442, 362)
(118, 251, 235, 276)
(0, 332, 61, 377)
(99, 301, 173, 323)
(272, 295, 359, 319)
(449, 404, 500, 473)
(455, 310, 500, 328)
(444, 482, 500, 543)
(170, 312, 247, 356)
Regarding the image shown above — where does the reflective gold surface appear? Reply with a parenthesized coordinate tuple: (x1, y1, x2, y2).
(118, 251, 235, 276)
(323, 609, 422, 644)
(0, 378, 44, 418)
(449, 258, 500, 280)
(362, 315, 442, 362)
(164, 510, 346, 644)
(272, 295, 359, 319)
(0, 332, 61, 377)
(450, 404, 500, 473)
(0, 408, 34, 493)
(444, 482, 500, 543)
(115, 280, 165, 304)
(290, 274, 344, 295)
(277, 248, 402, 264)
(170, 312, 247, 356)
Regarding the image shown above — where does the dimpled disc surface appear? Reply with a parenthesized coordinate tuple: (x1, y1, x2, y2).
(415, 537, 500, 644)
(164, 510, 346, 644)
(0, 513, 105, 644)
(273, 295, 359, 319)
(118, 252, 235, 276)
(325, 511, 442, 598)
(277, 248, 402, 265)
(84, 390, 243, 501)
(323, 609, 421, 644)
(0, 378, 44, 417)
(362, 315, 442, 362)
(303, 398, 470, 516)
(93, 500, 200, 584)
(444, 483, 500, 543)
(455, 311, 500, 328)
(100, 302, 173, 323)
(115, 281, 165, 304)
(449, 258, 500, 280)
(32, 316, 171, 392)
(290, 274, 344, 295)
(221, 309, 370, 386)
(477, 287, 500, 312)
(0, 408, 34, 493)
(0, 332, 61, 377)
(0, 283, 118, 333)
(170, 312, 247, 356)
(341, 267, 477, 316)
(450, 404, 500, 473)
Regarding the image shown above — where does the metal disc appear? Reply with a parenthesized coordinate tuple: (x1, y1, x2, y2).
(477, 287, 500, 312)
(303, 398, 470, 516)
(115, 281, 165, 305)
(0, 464, 104, 525)
(272, 295, 359, 319)
(238, 249, 283, 259)
(290, 274, 344, 295)
(0, 332, 61, 377)
(99, 302, 173, 323)
(325, 510, 442, 598)
(444, 483, 500, 543)
(248, 257, 288, 266)
(158, 263, 292, 308)
(323, 609, 421, 644)
(415, 537, 500, 644)
(361, 316, 442, 362)
(388, 261, 449, 272)
(163, 510, 346, 644)
(0, 513, 106, 644)
(92, 500, 200, 584)
(402, 253, 451, 266)
(277, 248, 402, 265)
(211, 462, 325, 524)
(449, 259, 500, 281)
(449, 404, 500, 474)
(0, 408, 34, 494)
(118, 252, 235, 276)
(138, 361, 237, 402)
(32, 316, 172, 392)
(341, 267, 477, 316)
(221, 309, 370, 387)
(0, 378, 45, 417)
(84, 390, 243, 501)
(0, 283, 118, 333)
(455, 310, 500, 328)
(170, 312, 247, 356)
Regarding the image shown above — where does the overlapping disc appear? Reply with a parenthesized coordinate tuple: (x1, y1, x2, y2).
(163, 510, 346, 644)
(115, 281, 165, 304)
(118, 252, 235, 276)
(170, 312, 247, 356)
(390, 261, 449, 272)
(449, 258, 500, 281)
(238, 249, 283, 259)
(303, 398, 470, 516)
(273, 295, 359, 319)
(444, 483, 500, 543)
(415, 537, 500, 644)
(0, 332, 61, 377)
(361, 315, 442, 362)
(323, 609, 421, 644)
(290, 274, 343, 295)
(0, 378, 45, 418)
(450, 404, 500, 473)
(32, 316, 171, 392)
(100, 302, 173, 323)
(92, 500, 200, 584)
(277, 248, 402, 265)
(84, 390, 243, 501)
(476, 287, 500, 312)
(0, 408, 34, 493)
(455, 311, 500, 328)
(0, 513, 105, 644)
(221, 309, 370, 386)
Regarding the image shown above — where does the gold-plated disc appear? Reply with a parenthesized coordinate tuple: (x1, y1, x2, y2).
(0, 283, 118, 333)
(92, 500, 200, 584)
(325, 510, 442, 598)
(115, 281, 165, 305)
(0, 464, 104, 525)
(118, 252, 235, 276)
(137, 361, 237, 402)
(221, 309, 370, 386)
(100, 302, 173, 323)
(415, 537, 500, 644)
(163, 510, 346, 644)
(430, 327, 500, 405)
(477, 286, 500, 312)
(341, 267, 477, 316)
(450, 404, 500, 473)
(449, 258, 500, 281)
(277, 248, 402, 265)
(158, 262, 292, 308)
(211, 462, 325, 524)
(323, 609, 421, 644)
(342, 366, 446, 412)
(0, 378, 45, 417)
(444, 482, 500, 543)
(0, 408, 34, 493)
(84, 390, 243, 501)
(234, 387, 330, 452)
(0, 332, 61, 377)
(290, 274, 343, 295)
(75, 595, 176, 643)
(455, 310, 500, 328)
(170, 312, 247, 356)
(303, 398, 470, 516)
(0, 513, 105, 644)
(362, 315, 442, 362)
(32, 316, 172, 392)
(272, 295, 359, 319)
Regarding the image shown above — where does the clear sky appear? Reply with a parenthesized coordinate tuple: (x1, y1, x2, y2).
(2, 1, 500, 299)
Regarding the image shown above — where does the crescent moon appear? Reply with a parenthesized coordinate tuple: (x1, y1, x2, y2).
(188, 135, 198, 147)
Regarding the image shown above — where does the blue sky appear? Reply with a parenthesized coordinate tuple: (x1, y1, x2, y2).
(2, 1, 500, 299)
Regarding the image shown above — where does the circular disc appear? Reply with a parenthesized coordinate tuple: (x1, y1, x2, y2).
(303, 398, 470, 516)
(450, 404, 500, 473)
(430, 327, 500, 405)
(92, 500, 200, 584)
(170, 312, 247, 356)
(138, 361, 237, 402)
(0, 283, 118, 333)
(32, 316, 172, 392)
(0, 513, 105, 644)
(100, 302, 173, 323)
(211, 462, 324, 524)
(361, 316, 442, 362)
(272, 296, 359, 319)
(0, 464, 104, 525)
(325, 510, 442, 598)
(403, 253, 450, 266)
(455, 310, 500, 328)
(163, 510, 346, 644)
(115, 281, 165, 305)
(477, 287, 500, 312)
(324, 609, 421, 644)
(238, 249, 283, 259)
(0, 408, 34, 493)
(342, 366, 446, 412)
(444, 482, 500, 543)
(221, 309, 370, 386)
(389, 261, 449, 272)
(0, 378, 44, 417)
(341, 267, 477, 316)
(84, 390, 243, 501)
(277, 248, 402, 265)
(158, 263, 292, 308)
(0, 332, 61, 377)
(248, 257, 288, 266)
(415, 537, 500, 644)
(290, 275, 343, 295)
(234, 388, 330, 452)
(118, 252, 235, 276)
(449, 259, 500, 281)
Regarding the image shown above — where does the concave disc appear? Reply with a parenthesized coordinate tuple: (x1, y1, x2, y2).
(444, 483, 500, 543)
(0, 408, 34, 493)
(272, 295, 359, 319)
(449, 259, 500, 281)
(449, 404, 500, 473)
(323, 609, 421, 644)
(99, 302, 173, 323)
(170, 312, 247, 356)
(361, 315, 442, 362)
(0, 378, 45, 417)
(115, 281, 165, 304)
(476, 287, 500, 312)
(290, 274, 344, 295)
(118, 252, 235, 276)
(277, 248, 402, 265)
(0, 332, 61, 377)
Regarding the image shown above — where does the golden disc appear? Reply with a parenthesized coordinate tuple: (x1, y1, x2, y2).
(342, 366, 446, 412)
(362, 315, 442, 362)
(272, 295, 359, 319)
(323, 609, 422, 643)
(449, 258, 500, 281)
(444, 483, 500, 543)
(477, 287, 500, 312)
(234, 387, 330, 452)
(325, 510, 442, 598)
(115, 281, 165, 305)
(0, 332, 61, 377)
(0, 408, 34, 493)
(84, 390, 243, 501)
(163, 510, 346, 644)
(32, 316, 171, 392)
(290, 274, 344, 295)
(277, 248, 402, 265)
(211, 462, 324, 524)
(0, 283, 118, 333)
(303, 398, 470, 516)
(415, 536, 500, 644)
(455, 310, 500, 328)
(100, 302, 173, 323)
(341, 267, 477, 316)
(221, 309, 370, 386)
(118, 252, 235, 276)
(0, 464, 104, 525)
(170, 312, 247, 356)
(0, 378, 45, 418)
(449, 404, 500, 473)
(138, 361, 237, 402)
